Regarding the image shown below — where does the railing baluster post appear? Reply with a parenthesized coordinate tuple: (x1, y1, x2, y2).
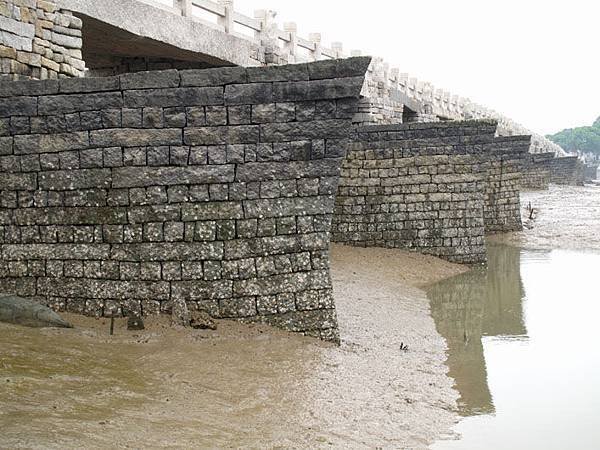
(177, 0, 192, 17)
(391, 67, 399, 90)
(399, 73, 408, 94)
(254, 9, 279, 65)
(382, 62, 390, 90)
(308, 33, 322, 61)
(331, 42, 343, 59)
(283, 22, 298, 63)
(218, 0, 233, 34)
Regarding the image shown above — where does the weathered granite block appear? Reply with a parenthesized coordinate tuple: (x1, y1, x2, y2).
(38, 92, 122, 115)
(14, 131, 89, 154)
(0, 96, 37, 117)
(120, 69, 180, 90)
(224, 83, 273, 105)
(38, 168, 111, 190)
(123, 87, 223, 108)
(184, 125, 260, 145)
(332, 120, 501, 264)
(0, 79, 59, 97)
(112, 166, 235, 188)
(0, 59, 372, 342)
(59, 76, 120, 93)
(180, 66, 247, 87)
(89, 128, 182, 147)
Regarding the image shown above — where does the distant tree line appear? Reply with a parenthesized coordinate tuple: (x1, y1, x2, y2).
(547, 116, 600, 156)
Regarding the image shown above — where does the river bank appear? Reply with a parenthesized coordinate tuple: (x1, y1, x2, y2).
(0, 245, 465, 449)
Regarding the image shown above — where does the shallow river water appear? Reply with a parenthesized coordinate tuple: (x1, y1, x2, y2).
(429, 243, 600, 449)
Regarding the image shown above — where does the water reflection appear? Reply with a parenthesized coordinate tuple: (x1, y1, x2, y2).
(429, 245, 600, 449)
(427, 244, 526, 416)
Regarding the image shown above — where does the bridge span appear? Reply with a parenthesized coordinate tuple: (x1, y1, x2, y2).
(48, 0, 565, 156)
(0, 0, 584, 338)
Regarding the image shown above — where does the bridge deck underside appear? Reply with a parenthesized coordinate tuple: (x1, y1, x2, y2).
(80, 16, 228, 74)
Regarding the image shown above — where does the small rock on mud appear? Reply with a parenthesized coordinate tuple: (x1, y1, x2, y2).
(190, 311, 217, 330)
(127, 316, 145, 331)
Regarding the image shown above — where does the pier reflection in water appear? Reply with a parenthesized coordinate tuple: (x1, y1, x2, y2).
(427, 244, 526, 416)
(429, 244, 600, 449)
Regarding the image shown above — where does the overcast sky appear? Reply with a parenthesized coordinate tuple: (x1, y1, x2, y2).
(232, 0, 599, 135)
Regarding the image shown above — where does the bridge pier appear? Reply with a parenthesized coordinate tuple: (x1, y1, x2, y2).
(331, 122, 531, 264)
(0, 0, 578, 341)
(0, 58, 370, 342)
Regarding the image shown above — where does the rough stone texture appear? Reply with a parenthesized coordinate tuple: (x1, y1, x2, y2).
(521, 153, 585, 189)
(584, 163, 599, 181)
(521, 152, 554, 190)
(86, 56, 215, 78)
(0, 57, 372, 341)
(332, 120, 501, 264)
(0, 0, 84, 80)
(483, 136, 531, 234)
(548, 156, 585, 186)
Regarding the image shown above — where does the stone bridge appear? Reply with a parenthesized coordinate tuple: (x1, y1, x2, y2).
(0, 0, 584, 340)
(0, 0, 572, 157)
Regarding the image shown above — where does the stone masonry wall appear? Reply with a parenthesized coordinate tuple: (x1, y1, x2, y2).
(483, 136, 530, 234)
(0, 57, 371, 342)
(549, 156, 585, 186)
(520, 152, 553, 190)
(331, 120, 500, 264)
(86, 56, 215, 78)
(585, 163, 599, 181)
(1, 0, 84, 80)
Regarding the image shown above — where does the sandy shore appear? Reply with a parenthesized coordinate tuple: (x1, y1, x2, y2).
(0, 245, 465, 449)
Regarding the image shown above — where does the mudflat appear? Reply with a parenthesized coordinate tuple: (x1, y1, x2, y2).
(491, 184, 600, 251)
(0, 245, 465, 449)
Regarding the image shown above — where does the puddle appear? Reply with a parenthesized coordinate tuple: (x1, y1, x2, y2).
(428, 244, 600, 449)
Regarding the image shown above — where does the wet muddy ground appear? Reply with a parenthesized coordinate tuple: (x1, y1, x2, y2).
(492, 184, 600, 252)
(2, 184, 597, 449)
(0, 246, 465, 449)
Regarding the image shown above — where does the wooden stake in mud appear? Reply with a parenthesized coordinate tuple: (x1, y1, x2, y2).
(110, 316, 115, 336)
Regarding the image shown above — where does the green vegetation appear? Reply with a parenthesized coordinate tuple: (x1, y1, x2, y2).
(547, 116, 600, 155)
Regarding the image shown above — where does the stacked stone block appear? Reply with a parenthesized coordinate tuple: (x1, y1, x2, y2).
(0, 0, 84, 80)
(331, 120, 499, 264)
(0, 57, 371, 341)
(483, 136, 531, 234)
(521, 152, 554, 190)
(352, 96, 404, 127)
(584, 163, 599, 181)
(86, 56, 215, 78)
(549, 156, 585, 186)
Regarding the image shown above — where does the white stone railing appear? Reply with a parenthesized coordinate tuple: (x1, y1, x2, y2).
(140, 0, 345, 61)
(138, 0, 565, 155)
